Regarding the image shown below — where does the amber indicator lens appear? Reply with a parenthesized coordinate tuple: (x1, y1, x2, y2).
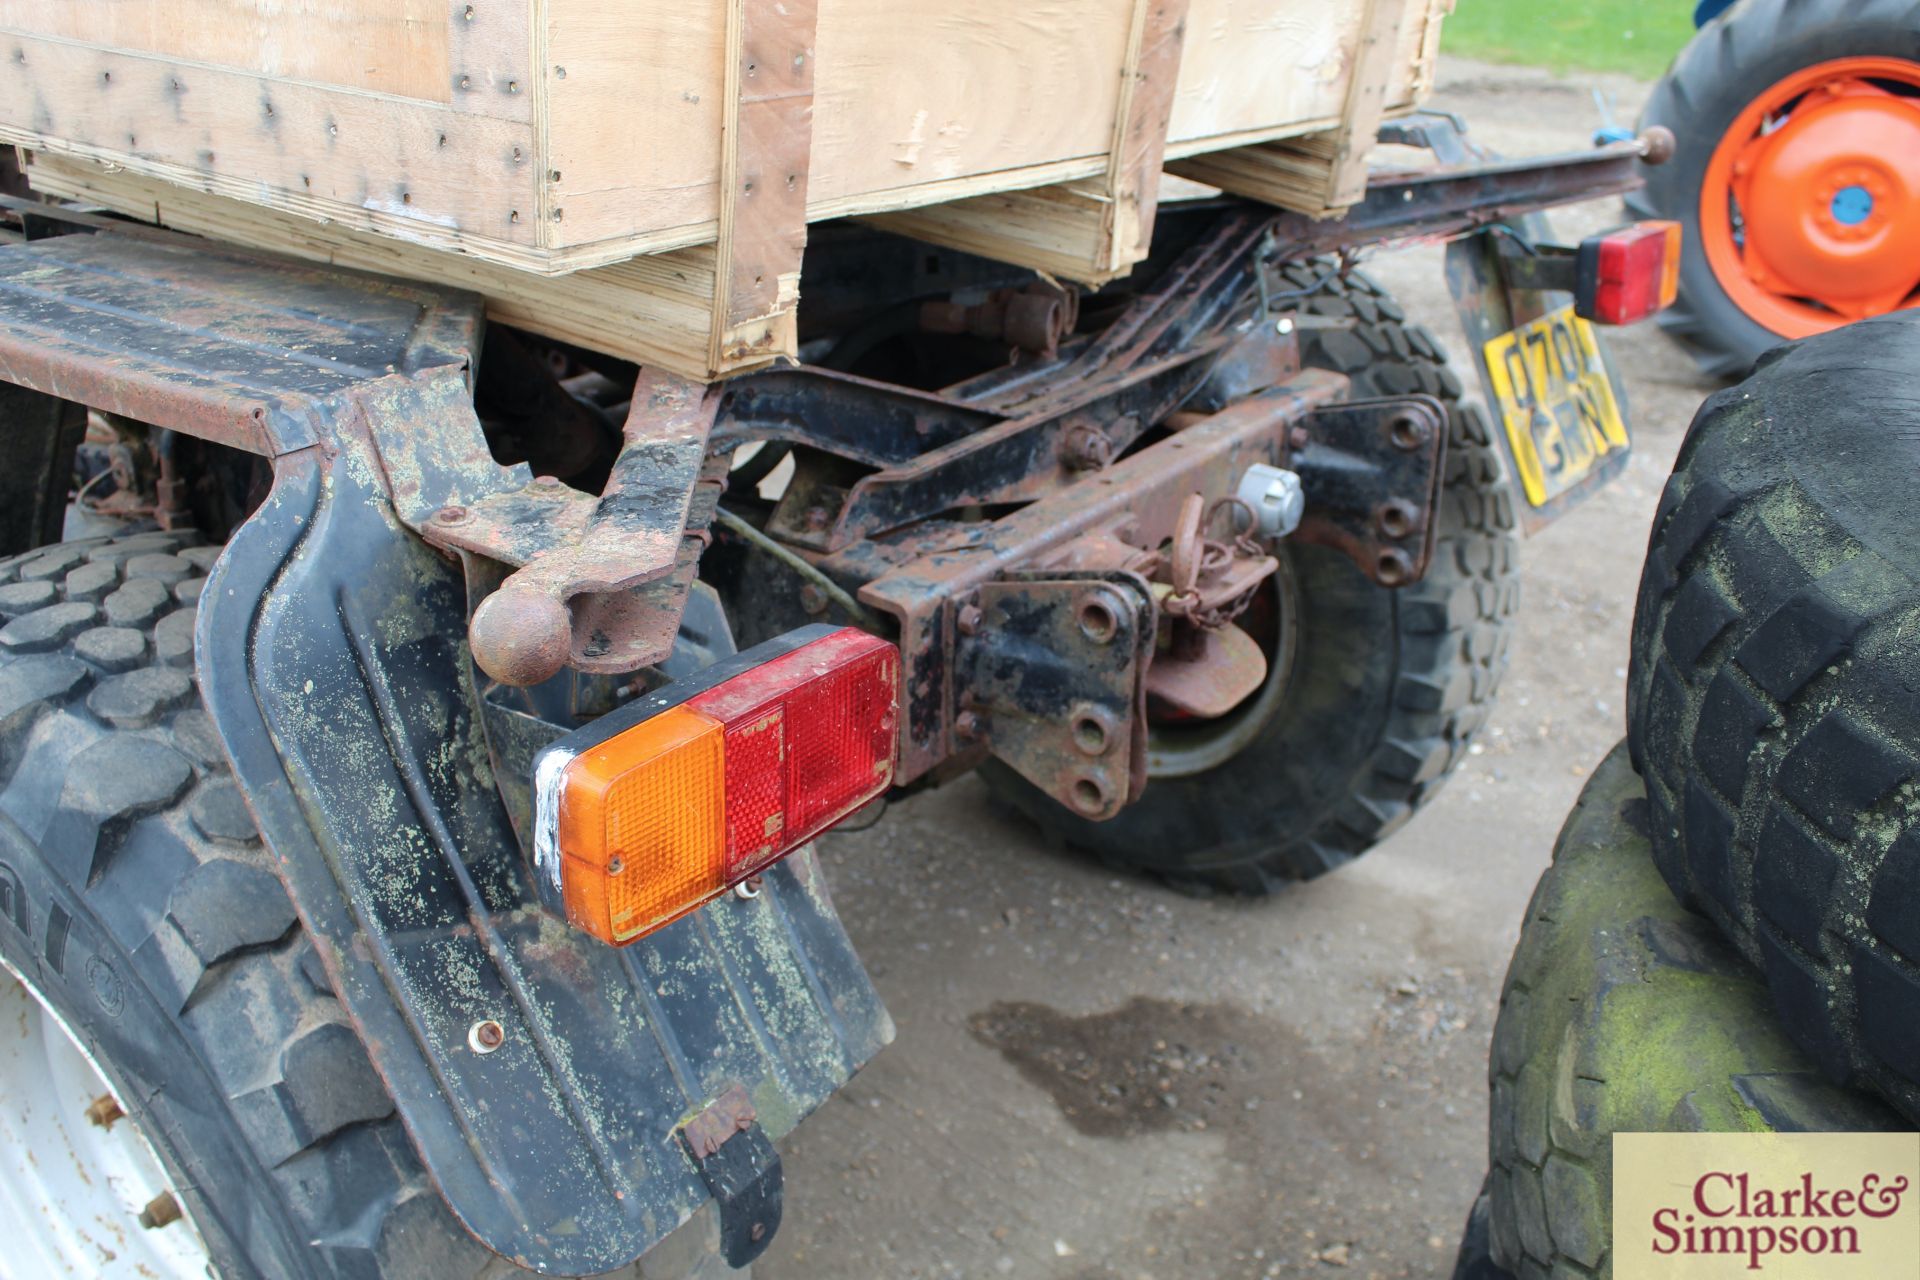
(533, 628, 899, 945)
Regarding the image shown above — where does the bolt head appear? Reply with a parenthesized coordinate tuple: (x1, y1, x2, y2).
(1388, 413, 1431, 452)
(85, 1094, 125, 1130)
(1638, 125, 1677, 166)
(1063, 425, 1113, 471)
(956, 602, 983, 636)
(434, 505, 470, 524)
(138, 1192, 182, 1230)
(1375, 546, 1416, 586)
(954, 710, 984, 742)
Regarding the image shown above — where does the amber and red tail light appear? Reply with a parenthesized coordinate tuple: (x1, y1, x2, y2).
(1576, 221, 1682, 325)
(532, 626, 899, 946)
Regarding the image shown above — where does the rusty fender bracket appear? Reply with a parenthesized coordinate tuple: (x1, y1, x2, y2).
(0, 227, 891, 1275)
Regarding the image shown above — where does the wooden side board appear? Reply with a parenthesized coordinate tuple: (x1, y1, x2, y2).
(861, 0, 1188, 285)
(0, 0, 1447, 276)
(1168, 0, 1427, 217)
(9, 0, 1450, 384)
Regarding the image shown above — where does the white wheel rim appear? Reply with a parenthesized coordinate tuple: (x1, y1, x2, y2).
(0, 960, 214, 1278)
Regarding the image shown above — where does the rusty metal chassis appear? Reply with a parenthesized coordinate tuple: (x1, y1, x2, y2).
(0, 126, 1652, 1272)
(698, 129, 1656, 809)
(0, 127, 1651, 826)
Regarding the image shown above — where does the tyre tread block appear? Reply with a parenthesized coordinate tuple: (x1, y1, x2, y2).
(1690, 669, 1771, 803)
(1751, 805, 1838, 958)
(1775, 710, 1912, 841)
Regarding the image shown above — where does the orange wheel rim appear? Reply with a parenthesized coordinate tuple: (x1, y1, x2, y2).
(1700, 56, 1920, 338)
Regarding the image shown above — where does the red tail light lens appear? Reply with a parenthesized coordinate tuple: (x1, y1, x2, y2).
(532, 627, 899, 945)
(1576, 221, 1682, 324)
(687, 630, 899, 874)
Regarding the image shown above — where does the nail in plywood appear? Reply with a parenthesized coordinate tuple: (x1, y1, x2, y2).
(861, 0, 1188, 286)
(23, 155, 792, 383)
(1166, 0, 1414, 217)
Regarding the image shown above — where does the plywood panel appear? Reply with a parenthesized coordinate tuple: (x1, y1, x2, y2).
(0, 0, 453, 102)
(1170, 0, 1350, 145)
(867, 0, 1189, 285)
(805, 0, 1133, 208)
(540, 1, 728, 247)
(1167, 0, 1436, 150)
(0, 33, 540, 252)
(544, 0, 1138, 253)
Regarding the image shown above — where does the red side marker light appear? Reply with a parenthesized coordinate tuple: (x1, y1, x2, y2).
(1576, 221, 1682, 325)
(532, 627, 899, 946)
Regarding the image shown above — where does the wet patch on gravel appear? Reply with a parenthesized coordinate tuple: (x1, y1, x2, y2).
(968, 996, 1269, 1139)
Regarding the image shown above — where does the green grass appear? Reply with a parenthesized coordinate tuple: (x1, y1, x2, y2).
(1442, 0, 1697, 81)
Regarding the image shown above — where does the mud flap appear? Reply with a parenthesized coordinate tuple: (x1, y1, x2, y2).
(198, 444, 891, 1274)
(1444, 227, 1634, 532)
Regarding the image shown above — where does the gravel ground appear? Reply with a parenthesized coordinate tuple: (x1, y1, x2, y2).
(758, 55, 1721, 1280)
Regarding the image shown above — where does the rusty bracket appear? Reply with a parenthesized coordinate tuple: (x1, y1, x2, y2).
(678, 1085, 784, 1269)
(958, 573, 1157, 820)
(1291, 394, 1449, 587)
(372, 369, 722, 686)
(681, 1083, 759, 1159)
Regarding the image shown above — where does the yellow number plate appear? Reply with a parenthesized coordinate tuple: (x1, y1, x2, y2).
(1482, 305, 1629, 509)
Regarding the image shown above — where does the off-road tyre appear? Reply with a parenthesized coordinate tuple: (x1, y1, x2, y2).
(1449, 1178, 1516, 1280)
(1486, 743, 1906, 1279)
(1626, 310, 1920, 1124)
(0, 529, 720, 1278)
(984, 259, 1521, 894)
(1629, 0, 1920, 379)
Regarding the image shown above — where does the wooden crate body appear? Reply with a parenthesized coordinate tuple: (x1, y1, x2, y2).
(1, 0, 1449, 378)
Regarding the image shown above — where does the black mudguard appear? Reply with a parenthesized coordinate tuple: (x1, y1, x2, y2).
(200, 446, 892, 1273)
(0, 228, 890, 1275)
